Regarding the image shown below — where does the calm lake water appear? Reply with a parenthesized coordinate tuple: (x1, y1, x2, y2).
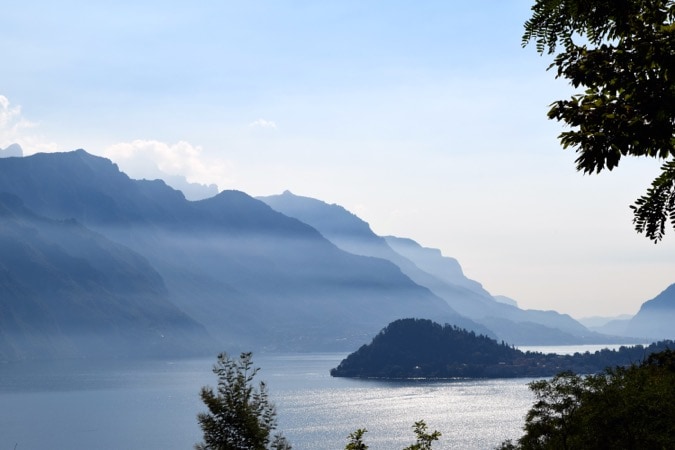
(0, 346, 622, 450)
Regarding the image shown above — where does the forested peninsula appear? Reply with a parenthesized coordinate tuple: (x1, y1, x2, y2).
(330, 318, 673, 379)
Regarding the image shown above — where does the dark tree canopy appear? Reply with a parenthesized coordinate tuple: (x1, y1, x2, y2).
(499, 349, 675, 449)
(330, 318, 675, 379)
(523, 0, 675, 241)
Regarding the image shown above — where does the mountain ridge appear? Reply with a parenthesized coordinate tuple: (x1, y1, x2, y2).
(259, 191, 610, 345)
(1, 149, 664, 360)
(0, 150, 483, 358)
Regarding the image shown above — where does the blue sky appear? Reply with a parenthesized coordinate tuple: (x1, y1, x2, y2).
(2, 1, 674, 318)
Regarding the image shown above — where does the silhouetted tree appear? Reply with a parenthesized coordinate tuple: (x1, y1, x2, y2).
(344, 429, 369, 450)
(523, 0, 675, 241)
(195, 352, 291, 450)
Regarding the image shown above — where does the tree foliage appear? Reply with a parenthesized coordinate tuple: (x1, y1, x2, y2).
(195, 352, 291, 450)
(331, 318, 675, 379)
(331, 318, 522, 378)
(499, 349, 675, 449)
(344, 421, 441, 450)
(345, 429, 369, 450)
(523, 0, 675, 241)
(402, 421, 442, 450)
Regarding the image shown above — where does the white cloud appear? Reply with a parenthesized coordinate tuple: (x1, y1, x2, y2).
(0, 96, 20, 129)
(103, 139, 233, 191)
(248, 118, 278, 130)
(0, 95, 59, 154)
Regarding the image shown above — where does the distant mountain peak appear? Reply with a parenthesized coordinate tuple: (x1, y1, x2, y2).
(0, 143, 23, 157)
(259, 191, 372, 238)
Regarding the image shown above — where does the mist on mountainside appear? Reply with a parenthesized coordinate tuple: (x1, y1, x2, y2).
(259, 191, 636, 345)
(0, 151, 472, 359)
(0, 150, 670, 361)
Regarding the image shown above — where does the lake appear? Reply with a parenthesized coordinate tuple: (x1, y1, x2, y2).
(2, 349, 605, 450)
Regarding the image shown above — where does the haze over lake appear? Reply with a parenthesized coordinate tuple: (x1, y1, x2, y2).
(1, 345, 636, 449)
(1, 353, 539, 449)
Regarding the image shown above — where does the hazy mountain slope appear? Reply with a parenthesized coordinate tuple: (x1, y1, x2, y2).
(578, 315, 633, 328)
(259, 191, 492, 302)
(258, 192, 510, 334)
(578, 315, 633, 336)
(383, 242, 601, 343)
(0, 150, 477, 353)
(587, 318, 632, 337)
(0, 193, 210, 361)
(139, 190, 486, 349)
(383, 236, 490, 296)
(383, 236, 595, 342)
(259, 190, 378, 251)
(260, 191, 601, 345)
(625, 284, 675, 340)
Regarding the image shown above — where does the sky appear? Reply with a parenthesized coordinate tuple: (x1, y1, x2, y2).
(2, 1, 674, 319)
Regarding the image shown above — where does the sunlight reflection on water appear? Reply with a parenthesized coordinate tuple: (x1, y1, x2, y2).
(259, 354, 535, 449)
(0, 353, 535, 449)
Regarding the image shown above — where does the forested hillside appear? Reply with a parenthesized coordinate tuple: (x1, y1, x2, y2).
(331, 318, 673, 379)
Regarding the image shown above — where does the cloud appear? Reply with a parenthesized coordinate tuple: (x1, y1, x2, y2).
(0, 96, 23, 129)
(248, 118, 278, 130)
(0, 95, 59, 154)
(103, 139, 233, 192)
